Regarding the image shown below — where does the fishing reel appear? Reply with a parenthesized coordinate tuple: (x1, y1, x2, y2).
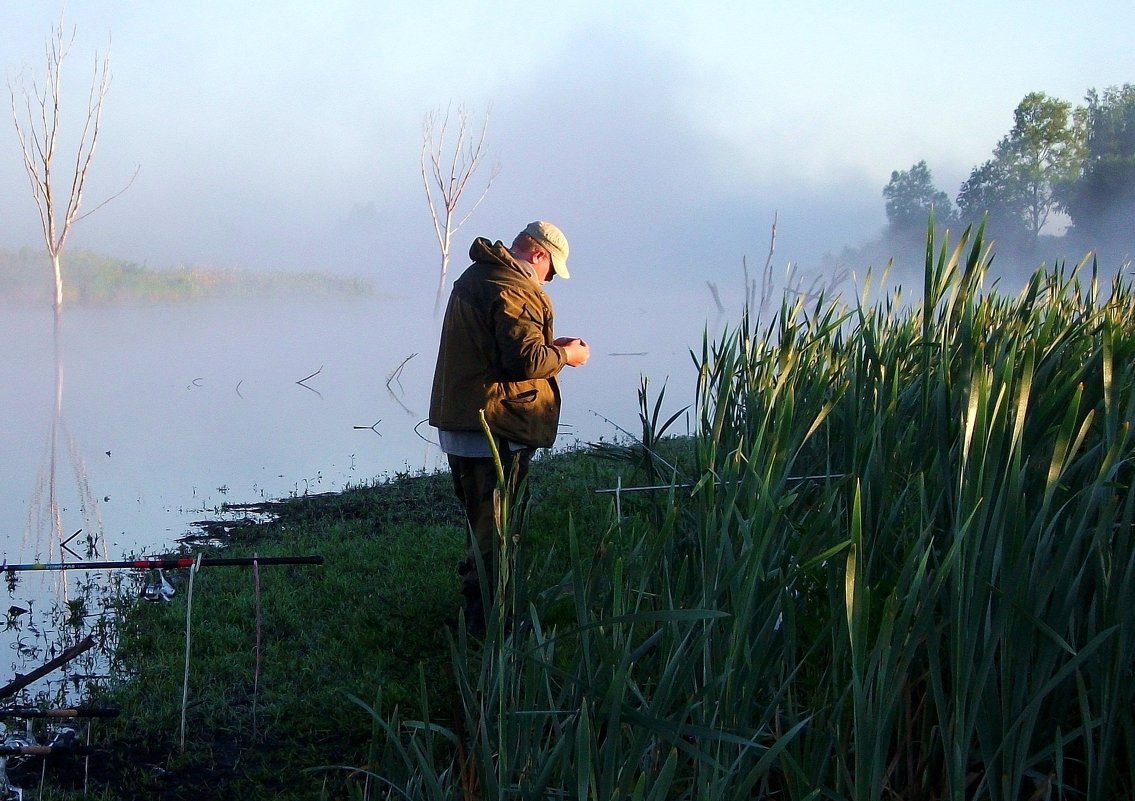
(0, 733, 28, 801)
(140, 569, 175, 602)
(0, 761, 22, 801)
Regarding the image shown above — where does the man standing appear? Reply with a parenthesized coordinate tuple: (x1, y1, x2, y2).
(429, 221, 589, 633)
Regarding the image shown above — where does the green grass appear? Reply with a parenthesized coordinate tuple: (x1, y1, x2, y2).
(91, 473, 478, 799)
(24, 453, 648, 800)
(17, 220, 1135, 800)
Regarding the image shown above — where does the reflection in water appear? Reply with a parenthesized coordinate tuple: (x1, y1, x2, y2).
(0, 563, 125, 794)
(1, 291, 707, 709)
(384, 351, 419, 418)
(26, 311, 109, 581)
(5, 309, 116, 710)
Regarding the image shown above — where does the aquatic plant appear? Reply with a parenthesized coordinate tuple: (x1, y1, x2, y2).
(351, 219, 1135, 800)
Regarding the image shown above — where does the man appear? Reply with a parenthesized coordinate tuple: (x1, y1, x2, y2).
(429, 221, 589, 633)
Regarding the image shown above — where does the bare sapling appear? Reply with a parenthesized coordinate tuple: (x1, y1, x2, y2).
(421, 104, 498, 315)
(8, 17, 137, 311)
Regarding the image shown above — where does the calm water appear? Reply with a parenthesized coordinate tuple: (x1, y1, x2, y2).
(1, 288, 708, 698)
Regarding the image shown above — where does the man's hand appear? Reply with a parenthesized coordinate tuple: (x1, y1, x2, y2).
(555, 337, 590, 367)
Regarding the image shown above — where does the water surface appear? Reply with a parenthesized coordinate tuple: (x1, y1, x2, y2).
(1, 289, 707, 697)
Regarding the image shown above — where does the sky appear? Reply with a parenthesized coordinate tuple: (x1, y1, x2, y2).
(2, 1, 1134, 305)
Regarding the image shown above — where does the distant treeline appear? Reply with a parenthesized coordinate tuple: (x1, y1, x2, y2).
(0, 248, 376, 305)
(879, 85, 1135, 262)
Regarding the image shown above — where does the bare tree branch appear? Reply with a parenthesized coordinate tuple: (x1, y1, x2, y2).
(8, 17, 133, 311)
(420, 104, 499, 316)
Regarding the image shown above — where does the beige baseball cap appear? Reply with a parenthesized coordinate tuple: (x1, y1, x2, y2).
(523, 220, 570, 279)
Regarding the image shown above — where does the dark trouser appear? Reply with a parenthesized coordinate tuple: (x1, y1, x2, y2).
(448, 448, 533, 602)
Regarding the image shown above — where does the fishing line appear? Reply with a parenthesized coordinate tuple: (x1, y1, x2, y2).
(587, 407, 685, 479)
(252, 554, 261, 740)
(412, 418, 437, 446)
(179, 553, 203, 751)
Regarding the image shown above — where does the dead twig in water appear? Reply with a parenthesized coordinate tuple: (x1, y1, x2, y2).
(296, 366, 323, 398)
(296, 366, 323, 386)
(385, 352, 418, 416)
(60, 528, 83, 560)
(385, 352, 417, 391)
(353, 421, 382, 436)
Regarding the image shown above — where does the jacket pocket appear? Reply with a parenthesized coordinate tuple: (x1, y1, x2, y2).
(503, 387, 539, 405)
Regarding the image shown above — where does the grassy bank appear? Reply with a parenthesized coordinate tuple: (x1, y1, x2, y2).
(13, 445, 661, 800)
(0, 248, 375, 304)
(12, 222, 1135, 800)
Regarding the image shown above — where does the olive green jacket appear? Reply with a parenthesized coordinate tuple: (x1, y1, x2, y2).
(429, 238, 567, 448)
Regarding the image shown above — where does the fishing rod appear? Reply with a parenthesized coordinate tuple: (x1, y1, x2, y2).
(0, 555, 323, 574)
(0, 744, 96, 756)
(594, 473, 846, 494)
(0, 637, 95, 701)
(0, 708, 118, 720)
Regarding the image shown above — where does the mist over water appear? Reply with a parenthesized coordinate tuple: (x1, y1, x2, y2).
(1, 286, 712, 696)
(3, 294, 701, 554)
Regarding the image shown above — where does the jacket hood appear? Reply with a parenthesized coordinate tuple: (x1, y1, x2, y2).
(468, 237, 529, 278)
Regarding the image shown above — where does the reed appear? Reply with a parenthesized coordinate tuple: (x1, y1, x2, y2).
(349, 220, 1135, 800)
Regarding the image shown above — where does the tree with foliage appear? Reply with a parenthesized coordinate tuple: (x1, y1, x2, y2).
(1059, 84, 1135, 242)
(956, 158, 1027, 235)
(956, 92, 1085, 244)
(883, 161, 953, 231)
